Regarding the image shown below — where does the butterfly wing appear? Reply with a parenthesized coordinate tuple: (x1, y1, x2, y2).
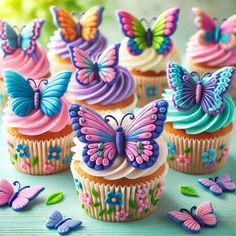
(50, 6, 78, 42)
(68, 46, 96, 85)
(151, 7, 179, 55)
(201, 66, 235, 115)
(0, 179, 14, 206)
(57, 220, 82, 235)
(196, 202, 218, 227)
(40, 71, 71, 117)
(0, 20, 18, 57)
(168, 211, 201, 233)
(69, 104, 117, 170)
(167, 61, 197, 111)
(124, 100, 168, 169)
(116, 10, 147, 55)
(80, 5, 104, 41)
(46, 210, 63, 229)
(217, 173, 236, 192)
(20, 19, 44, 60)
(3, 70, 35, 117)
(198, 178, 223, 195)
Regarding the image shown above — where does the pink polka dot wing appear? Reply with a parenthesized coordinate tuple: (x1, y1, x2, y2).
(69, 100, 168, 171)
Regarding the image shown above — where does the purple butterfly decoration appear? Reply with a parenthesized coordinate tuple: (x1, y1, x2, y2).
(168, 202, 218, 233)
(46, 210, 82, 235)
(69, 100, 168, 171)
(167, 61, 235, 115)
(0, 179, 44, 211)
(198, 173, 236, 195)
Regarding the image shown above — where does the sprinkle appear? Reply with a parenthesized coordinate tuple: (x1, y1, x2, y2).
(151, 114, 156, 120)
(80, 118, 85, 123)
(138, 149, 144, 155)
(137, 141, 142, 148)
(98, 151, 103, 156)
(98, 143, 104, 150)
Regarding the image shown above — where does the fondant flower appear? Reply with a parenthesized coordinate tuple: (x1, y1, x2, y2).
(19, 160, 30, 171)
(105, 191, 123, 208)
(202, 149, 217, 163)
(222, 146, 230, 161)
(155, 180, 164, 197)
(176, 154, 190, 167)
(75, 179, 83, 190)
(16, 144, 30, 159)
(81, 191, 92, 208)
(137, 198, 148, 212)
(145, 86, 157, 98)
(43, 163, 54, 174)
(167, 142, 176, 155)
(136, 186, 148, 199)
(204, 161, 215, 169)
(63, 153, 73, 164)
(115, 209, 129, 222)
(47, 146, 62, 161)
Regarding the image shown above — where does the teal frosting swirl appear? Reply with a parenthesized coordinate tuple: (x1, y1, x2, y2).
(163, 89, 234, 134)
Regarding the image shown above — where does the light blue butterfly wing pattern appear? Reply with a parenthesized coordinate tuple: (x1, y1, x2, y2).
(57, 220, 82, 234)
(3, 70, 35, 117)
(40, 71, 72, 117)
(46, 210, 63, 229)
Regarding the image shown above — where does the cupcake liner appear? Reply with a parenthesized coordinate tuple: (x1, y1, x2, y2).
(163, 128, 233, 174)
(71, 161, 168, 222)
(0, 81, 8, 112)
(4, 131, 74, 175)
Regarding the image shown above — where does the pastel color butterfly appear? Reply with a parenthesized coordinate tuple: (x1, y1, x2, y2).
(116, 7, 179, 55)
(68, 44, 120, 86)
(69, 100, 168, 170)
(199, 173, 236, 195)
(46, 210, 82, 235)
(167, 61, 235, 115)
(50, 5, 104, 42)
(192, 7, 236, 49)
(3, 70, 72, 117)
(168, 202, 218, 233)
(0, 19, 44, 60)
(0, 179, 44, 211)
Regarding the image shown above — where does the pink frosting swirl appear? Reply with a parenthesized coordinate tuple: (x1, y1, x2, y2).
(0, 44, 49, 79)
(186, 34, 236, 67)
(3, 96, 71, 135)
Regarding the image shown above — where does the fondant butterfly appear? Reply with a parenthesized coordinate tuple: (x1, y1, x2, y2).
(167, 61, 235, 115)
(69, 100, 168, 170)
(192, 7, 236, 49)
(3, 70, 72, 117)
(0, 19, 44, 60)
(168, 202, 218, 233)
(69, 44, 120, 86)
(199, 173, 236, 195)
(46, 210, 82, 235)
(50, 5, 104, 42)
(0, 179, 44, 211)
(116, 7, 179, 55)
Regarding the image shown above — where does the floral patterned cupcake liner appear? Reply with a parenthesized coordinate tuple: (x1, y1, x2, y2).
(164, 129, 232, 174)
(71, 163, 168, 222)
(5, 132, 74, 175)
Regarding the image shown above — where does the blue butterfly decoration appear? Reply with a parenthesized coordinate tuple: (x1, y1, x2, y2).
(3, 70, 72, 117)
(46, 210, 82, 235)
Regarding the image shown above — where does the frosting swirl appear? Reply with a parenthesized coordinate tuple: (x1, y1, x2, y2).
(0, 45, 49, 79)
(47, 30, 107, 59)
(68, 66, 135, 105)
(3, 96, 71, 135)
(163, 89, 234, 134)
(119, 39, 181, 73)
(186, 34, 236, 67)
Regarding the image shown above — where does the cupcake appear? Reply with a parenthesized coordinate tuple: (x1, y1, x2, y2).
(48, 5, 107, 74)
(67, 43, 137, 115)
(163, 61, 235, 174)
(186, 7, 236, 104)
(69, 99, 169, 222)
(117, 8, 181, 107)
(2, 70, 73, 175)
(0, 19, 50, 111)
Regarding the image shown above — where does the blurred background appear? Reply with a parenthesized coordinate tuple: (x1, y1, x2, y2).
(0, 0, 236, 55)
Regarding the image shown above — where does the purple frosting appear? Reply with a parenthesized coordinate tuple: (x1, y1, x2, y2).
(47, 30, 107, 59)
(68, 66, 135, 105)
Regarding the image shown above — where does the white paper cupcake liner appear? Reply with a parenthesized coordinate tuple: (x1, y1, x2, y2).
(4, 131, 74, 175)
(71, 161, 168, 222)
(163, 128, 233, 174)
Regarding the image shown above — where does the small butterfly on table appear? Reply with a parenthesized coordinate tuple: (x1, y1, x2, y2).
(0, 179, 44, 211)
(46, 210, 82, 235)
(168, 202, 218, 233)
(0, 19, 44, 60)
(199, 173, 236, 195)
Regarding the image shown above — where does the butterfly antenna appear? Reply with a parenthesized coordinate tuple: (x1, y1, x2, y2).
(95, 52, 102, 61)
(13, 25, 20, 34)
(120, 113, 135, 126)
(190, 206, 197, 214)
(202, 72, 212, 80)
(212, 17, 219, 25)
(104, 115, 119, 127)
(149, 17, 157, 27)
(140, 18, 149, 28)
(38, 79, 48, 89)
(71, 11, 80, 21)
(27, 78, 37, 89)
(13, 181, 21, 191)
(180, 208, 191, 215)
(190, 71, 200, 80)
(221, 18, 227, 24)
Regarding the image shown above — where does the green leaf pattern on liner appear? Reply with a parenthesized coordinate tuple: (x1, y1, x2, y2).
(91, 189, 99, 198)
(98, 209, 105, 217)
(180, 185, 199, 197)
(167, 156, 176, 161)
(31, 156, 39, 166)
(129, 199, 138, 209)
(106, 208, 114, 215)
(46, 192, 64, 205)
(184, 147, 192, 154)
(13, 153, 18, 161)
(93, 202, 101, 207)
